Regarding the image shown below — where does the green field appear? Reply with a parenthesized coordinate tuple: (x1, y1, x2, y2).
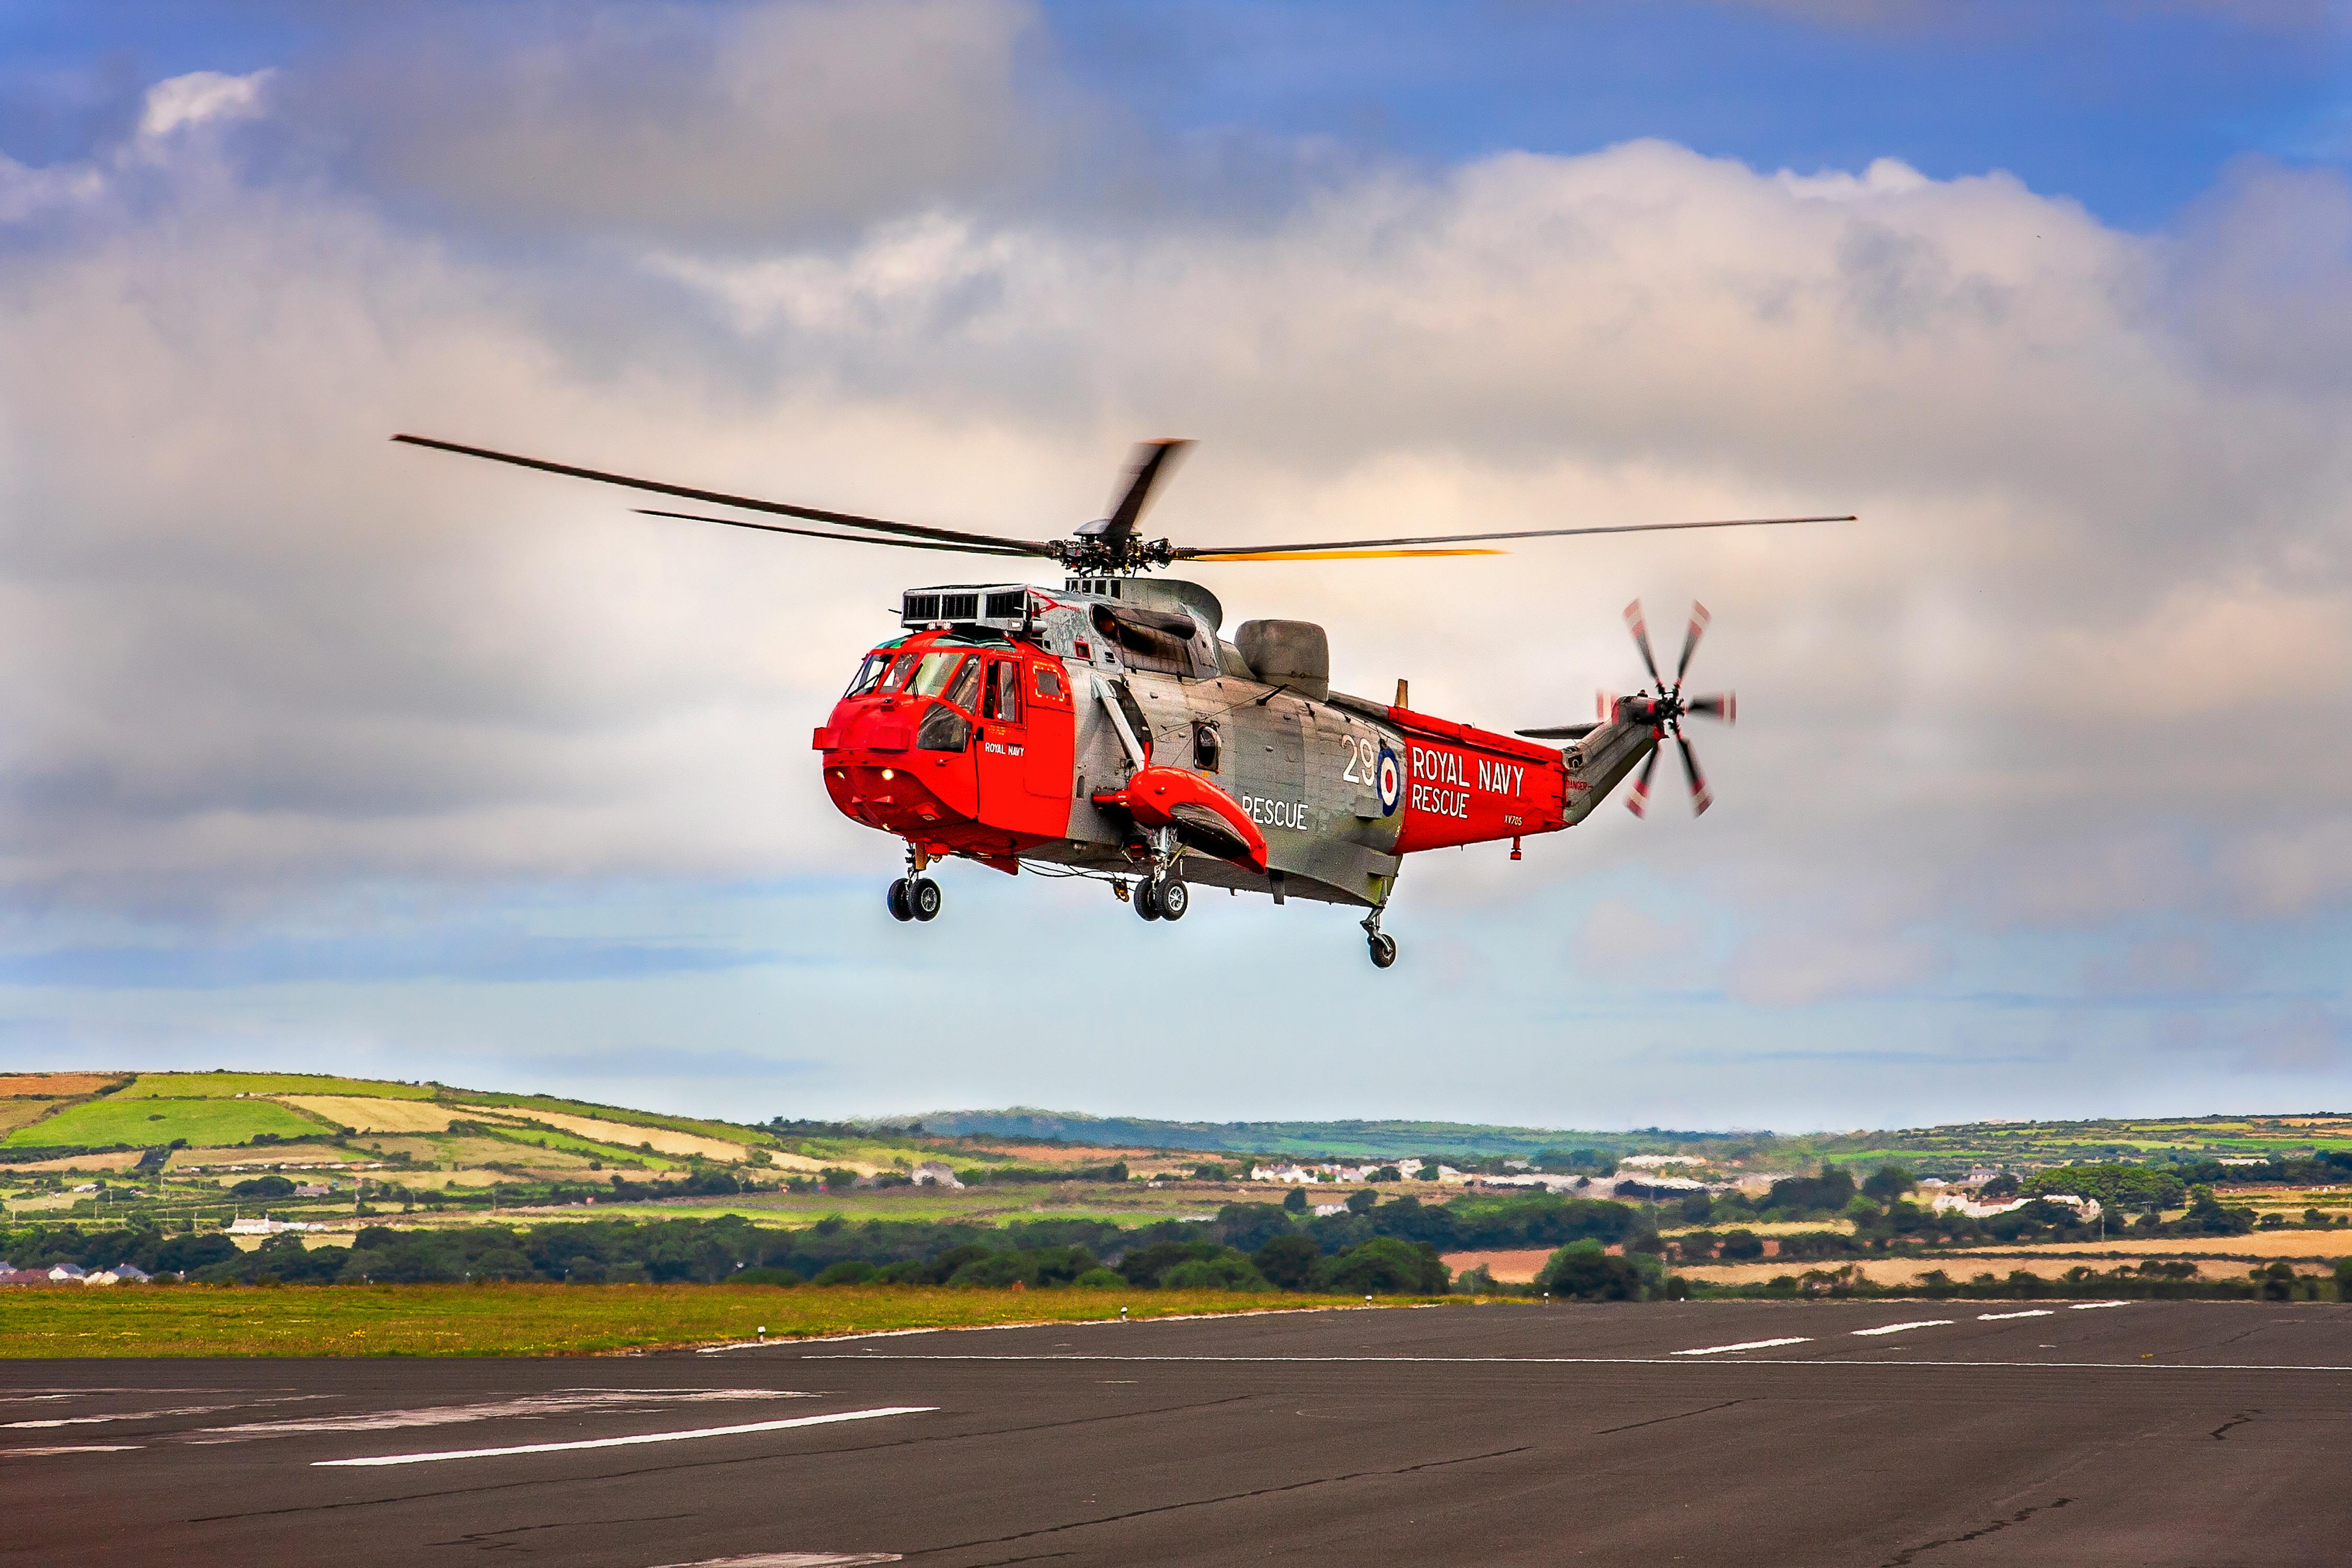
(0, 1284, 1387, 1356)
(113, 1072, 437, 1101)
(4, 1096, 331, 1149)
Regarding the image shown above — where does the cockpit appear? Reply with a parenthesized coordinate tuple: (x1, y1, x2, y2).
(837, 632, 1064, 755)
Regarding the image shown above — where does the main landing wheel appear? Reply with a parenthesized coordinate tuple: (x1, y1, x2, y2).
(1133, 879, 1162, 920)
(1368, 932, 1398, 969)
(1155, 877, 1189, 921)
(910, 877, 943, 922)
(885, 878, 914, 923)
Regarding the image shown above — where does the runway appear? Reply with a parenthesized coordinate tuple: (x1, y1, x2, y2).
(5, 1300, 2349, 1565)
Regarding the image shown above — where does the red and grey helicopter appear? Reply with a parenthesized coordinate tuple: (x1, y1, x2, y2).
(396, 435, 1847, 967)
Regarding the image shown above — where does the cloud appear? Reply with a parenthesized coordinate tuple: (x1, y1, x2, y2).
(273, 0, 1085, 244)
(2, 19, 2350, 1131)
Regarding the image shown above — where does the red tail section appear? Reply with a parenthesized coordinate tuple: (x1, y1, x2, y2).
(1387, 708, 1570, 853)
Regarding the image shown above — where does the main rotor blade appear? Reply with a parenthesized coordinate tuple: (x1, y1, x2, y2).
(1674, 602, 1711, 688)
(1102, 440, 1193, 540)
(1514, 722, 1600, 740)
(392, 434, 1059, 556)
(1677, 734, 1713, 816)
(1685, 691, 1737, 724)
(1182, 547, 1504, 562)
(635, 509, 1036, 557)
(1627, 745, 1661, 818)
(1625, 600, 1663, 688)
(1174, 513, 1852, 559)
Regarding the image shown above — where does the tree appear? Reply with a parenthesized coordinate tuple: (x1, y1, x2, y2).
(1345, 1189, 1378, 1215)
(1161, 1254, 1270, 1291)
(1536, 1239, 1647, 1301)
(1252, 1233, 1320, 1290)
(1717, 1229, 1765, 1261)
(1283, 1186, 1308, 1213)
(1313, 1238, 1448, 1296)
(1860, 1165, 1916, 1205)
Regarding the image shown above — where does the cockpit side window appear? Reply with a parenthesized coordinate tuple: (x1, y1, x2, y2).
(982, 660, 1022, 722)
(943, 656, 983, 712)
(879, 652, 919, 691)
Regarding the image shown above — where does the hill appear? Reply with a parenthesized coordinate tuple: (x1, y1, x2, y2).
(909, 1106, 2352, 1167)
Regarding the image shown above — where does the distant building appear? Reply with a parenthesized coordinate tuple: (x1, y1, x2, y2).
(293, 1183, 333, 1198)
(47, 1263, 87, 1281)
(84, 1264, 152, 1286)
(1311, 1202, 1350, 1217)
(0, 1270, 56, 1287)
(1472, 1174, 1587, 1193)
(910, 1161, 963, 1189)
(227, 1215, 324, 1236)
(2215, 1157, 2269, 1167)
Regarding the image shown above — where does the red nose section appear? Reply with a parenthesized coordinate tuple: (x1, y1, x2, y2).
(1093, 766, 1270, 873)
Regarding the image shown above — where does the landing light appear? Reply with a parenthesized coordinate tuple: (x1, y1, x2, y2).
(880, 768, 895, 780)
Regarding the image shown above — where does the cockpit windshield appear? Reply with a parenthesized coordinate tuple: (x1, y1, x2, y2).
(906, 651, 968, 699)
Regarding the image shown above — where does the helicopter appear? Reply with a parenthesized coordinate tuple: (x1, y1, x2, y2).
(395, 434, 1848, 967)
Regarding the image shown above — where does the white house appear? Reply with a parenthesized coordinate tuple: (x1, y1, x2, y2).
(910, 1161, 964, 1188)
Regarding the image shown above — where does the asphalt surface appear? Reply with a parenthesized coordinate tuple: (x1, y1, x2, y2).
(6, 1300, 2350, 1566)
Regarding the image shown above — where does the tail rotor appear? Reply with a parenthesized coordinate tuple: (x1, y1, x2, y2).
(1617, 599, 1735, 817)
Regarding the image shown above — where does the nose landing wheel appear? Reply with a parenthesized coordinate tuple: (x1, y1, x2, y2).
(1362, 909, 1397, 969)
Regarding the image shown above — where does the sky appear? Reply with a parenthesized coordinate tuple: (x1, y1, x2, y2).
(3, 0, 2350, 1132)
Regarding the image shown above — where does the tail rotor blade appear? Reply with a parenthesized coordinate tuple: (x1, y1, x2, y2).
(1677, 735, 1713, 816)
(1627, 744, 1661, 818)
(1624, 600, 1663, 688)
(1674, 602, 1711, 689)
(1686, 691, 1737, 724)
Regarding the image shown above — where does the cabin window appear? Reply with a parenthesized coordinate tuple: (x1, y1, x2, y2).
(1193, 723, 1221, 772)
(1034, 664, 1066, 701)
(983, 660, 1022, 722)
(907, 652, 966, 699)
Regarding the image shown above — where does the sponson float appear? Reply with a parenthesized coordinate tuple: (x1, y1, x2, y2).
(396, 435, 1842, 967)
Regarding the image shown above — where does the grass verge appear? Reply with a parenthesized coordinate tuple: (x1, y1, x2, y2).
(0, 1284, 1384, 1357)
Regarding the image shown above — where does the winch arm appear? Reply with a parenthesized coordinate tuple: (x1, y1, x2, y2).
(1091, 675, 1149, 773)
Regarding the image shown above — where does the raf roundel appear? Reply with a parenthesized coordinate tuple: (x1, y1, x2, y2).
(1376, 745, 1402, 815)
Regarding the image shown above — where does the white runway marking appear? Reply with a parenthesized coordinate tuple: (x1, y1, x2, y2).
(1851, 1320, 1955, 1337)
(652, 1554, 901, 1566)
(2069, 1301, 2129, 1310)
(1977, 1310, 2055, 1320)
(197, 1388, 805, 1443)
(1672, 1338, 1812, 1356)
(313, 1406, 936, 1468)
(2, 1445, 144, 1456)
(7, 1397, 329, 1429)
(799, 1352, 2352, 1373)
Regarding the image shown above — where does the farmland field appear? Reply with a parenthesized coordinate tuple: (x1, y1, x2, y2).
(3, 1096, 329, 1149)
(276, 1096, 503, 1133)
(468, 1108, 750, 1162)
(0, 1283, 1380, 1356)
(113, 1072, 436, 1101)
(0, 1073, 129, 1098)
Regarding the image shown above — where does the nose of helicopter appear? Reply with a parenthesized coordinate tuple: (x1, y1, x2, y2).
(816, 702, 976, 834)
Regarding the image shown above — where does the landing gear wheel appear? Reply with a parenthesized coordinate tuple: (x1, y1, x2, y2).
(886, 878, 914, 923)
(1368, 932, 1398, 969)
(1133, 879, 1162, 920)
(1155, 877, 1189, 921)
(910, 877, 942, 922)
